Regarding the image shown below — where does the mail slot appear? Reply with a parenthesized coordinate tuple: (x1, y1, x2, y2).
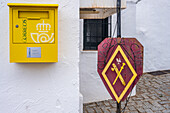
(8, 3, 58, 63)
(18, 11, 49, 19)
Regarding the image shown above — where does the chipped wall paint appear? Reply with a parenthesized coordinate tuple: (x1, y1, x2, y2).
(0, 0, 80, 113)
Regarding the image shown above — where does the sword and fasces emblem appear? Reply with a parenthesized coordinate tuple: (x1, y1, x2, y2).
(111, 63, 126, 86)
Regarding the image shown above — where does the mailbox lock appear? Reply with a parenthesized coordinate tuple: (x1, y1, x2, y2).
(15, 25, 19, 28)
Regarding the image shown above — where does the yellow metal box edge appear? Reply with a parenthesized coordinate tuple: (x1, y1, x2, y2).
(7, 3, 59, 7)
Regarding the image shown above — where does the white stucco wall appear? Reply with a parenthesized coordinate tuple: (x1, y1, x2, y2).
(80, 2, 137, 103)
(0, 0, 80, 113)
(136, 0, 170, 72)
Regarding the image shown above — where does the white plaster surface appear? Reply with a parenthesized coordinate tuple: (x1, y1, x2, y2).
(0, 0, 80, 113)
(80, 2, 137, 103)
(136, 0, 170, 72)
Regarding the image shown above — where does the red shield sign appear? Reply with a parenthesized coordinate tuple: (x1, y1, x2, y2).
(97, 38, 143, 103)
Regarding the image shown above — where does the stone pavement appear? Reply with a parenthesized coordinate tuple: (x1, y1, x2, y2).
(83, 70, 170, 113)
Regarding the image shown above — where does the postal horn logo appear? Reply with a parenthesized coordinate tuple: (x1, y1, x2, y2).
(31, 20, 54, 43)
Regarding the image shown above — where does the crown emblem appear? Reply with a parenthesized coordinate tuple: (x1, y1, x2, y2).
(31, 20, 54, 43)
(36, 20, 51, 32)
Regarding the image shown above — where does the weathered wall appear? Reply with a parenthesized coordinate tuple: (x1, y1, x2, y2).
(136, 0, 170, 72)
(80, 2, 137, 103)
(0, 0, 80, 113)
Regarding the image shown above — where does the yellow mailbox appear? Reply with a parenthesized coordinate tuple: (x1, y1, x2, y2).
(8, 3, 58, 63)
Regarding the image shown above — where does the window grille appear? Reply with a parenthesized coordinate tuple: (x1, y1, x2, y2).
(83, 17, 112, 50)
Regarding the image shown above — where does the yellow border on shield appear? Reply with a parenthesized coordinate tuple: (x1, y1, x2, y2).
(102, 45, 137, 103)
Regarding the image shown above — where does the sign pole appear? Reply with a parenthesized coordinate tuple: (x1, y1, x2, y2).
(117, 0, 121, 38)
(116, 101, 121, 113)
(116, 0, 121, 113)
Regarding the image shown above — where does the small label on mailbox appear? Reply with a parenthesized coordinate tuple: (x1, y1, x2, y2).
(27, 47, 41, 58)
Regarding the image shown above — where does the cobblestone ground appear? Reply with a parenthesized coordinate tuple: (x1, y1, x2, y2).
(84, 71, 170, 113)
